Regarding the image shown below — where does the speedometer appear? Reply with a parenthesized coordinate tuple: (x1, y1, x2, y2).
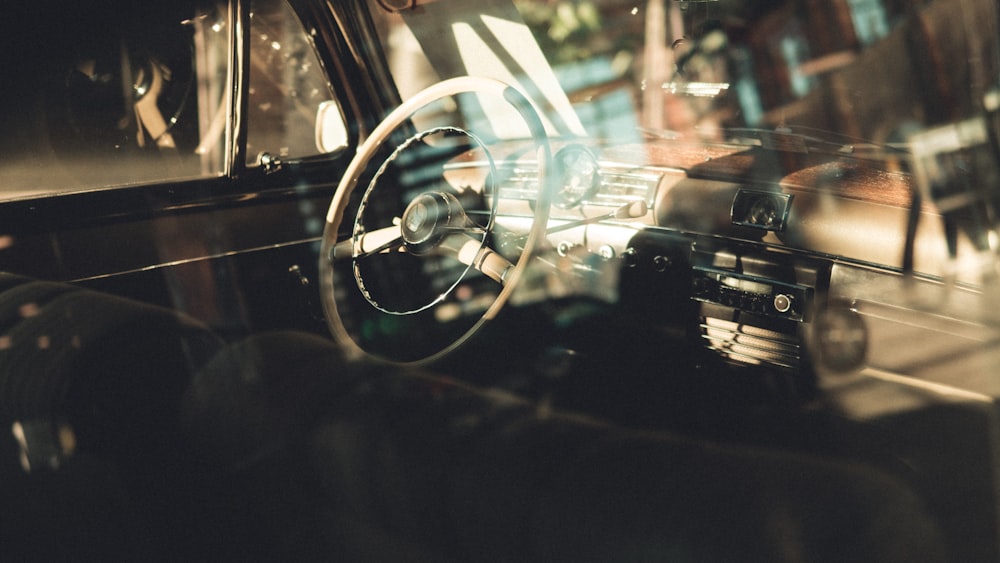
(553, 144, 599, 208)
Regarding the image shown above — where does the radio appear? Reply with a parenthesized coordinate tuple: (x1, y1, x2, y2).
(689, 251, 825, 374)
(692, 267, 812, 322)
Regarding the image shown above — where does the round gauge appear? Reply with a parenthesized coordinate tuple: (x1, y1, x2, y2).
(748, 196, 780, 229)
(375, 0, 416, 12)
(554, 144, 599, 208)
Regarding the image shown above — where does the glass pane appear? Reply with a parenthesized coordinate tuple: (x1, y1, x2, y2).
(0, 1, 231, 200)
(245, 0, 344, 164)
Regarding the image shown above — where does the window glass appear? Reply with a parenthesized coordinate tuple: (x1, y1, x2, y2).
(245, 0, 346, 165)
(0, 1, 231, 200)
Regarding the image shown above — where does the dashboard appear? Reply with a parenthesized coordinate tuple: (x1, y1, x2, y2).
(440, 137, 992, 396)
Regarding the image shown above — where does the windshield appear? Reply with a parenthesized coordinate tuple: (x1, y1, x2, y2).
(372, 0, 998, 146)
(367, 0, 1000, 280)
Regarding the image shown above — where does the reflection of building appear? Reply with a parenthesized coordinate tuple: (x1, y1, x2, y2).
(736, 0, 997, 143)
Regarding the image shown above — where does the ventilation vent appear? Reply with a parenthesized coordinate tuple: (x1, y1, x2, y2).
(700, 316, 802, 371)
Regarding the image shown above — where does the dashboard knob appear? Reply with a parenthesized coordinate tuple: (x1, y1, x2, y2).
(622, 247, 639, 268)
(773, 293, 794, 313)
(653, 255, 672, 272)
(557, 241, 577, 256)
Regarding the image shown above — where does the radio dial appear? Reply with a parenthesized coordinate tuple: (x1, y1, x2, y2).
(773, 293, 794, 314)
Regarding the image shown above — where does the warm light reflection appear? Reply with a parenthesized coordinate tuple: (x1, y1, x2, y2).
(663, 81, 730, 97)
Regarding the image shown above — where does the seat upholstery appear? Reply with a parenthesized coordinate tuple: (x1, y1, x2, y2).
(183, 330, 950, 563)
(0, 273, 222, 426)
(0, 274, 953, 561)
(0, 273, 224, 561)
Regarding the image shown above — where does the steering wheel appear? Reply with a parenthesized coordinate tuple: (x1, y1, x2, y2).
(319, 76, 553, 364)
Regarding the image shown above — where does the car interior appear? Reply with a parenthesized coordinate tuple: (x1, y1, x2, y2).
(2, 0, 1000, 561)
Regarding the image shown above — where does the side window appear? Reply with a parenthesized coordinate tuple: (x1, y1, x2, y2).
(0, 1, 231, 200)
(245, 0, 347, 165)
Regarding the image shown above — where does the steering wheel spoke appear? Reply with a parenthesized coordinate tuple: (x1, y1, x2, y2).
(456, 239, 515, 285)
(331, 225, 405, 260)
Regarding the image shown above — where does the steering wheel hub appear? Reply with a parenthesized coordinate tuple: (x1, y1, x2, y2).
(401, 192, 467, 255)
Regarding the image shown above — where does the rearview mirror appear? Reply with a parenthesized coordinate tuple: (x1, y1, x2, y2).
(315, 100, 349, 153)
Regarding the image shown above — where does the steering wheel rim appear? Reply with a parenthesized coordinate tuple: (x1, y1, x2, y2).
(319, 76, 553, 365)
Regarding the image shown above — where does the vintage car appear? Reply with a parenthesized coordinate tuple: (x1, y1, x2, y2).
(2, 0, 999, 560)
